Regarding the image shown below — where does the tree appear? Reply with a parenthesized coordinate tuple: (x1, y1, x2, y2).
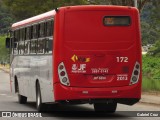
(88, 0, 150, 12)
(140, 0, 160, 56)
(3, 0, 88, 21)
(3, 0, 151, 21)
(0, 0, 14, 34)
(150, 0, 160, 30)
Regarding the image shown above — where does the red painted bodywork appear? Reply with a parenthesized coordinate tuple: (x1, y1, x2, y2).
(53, 6, 142, 102)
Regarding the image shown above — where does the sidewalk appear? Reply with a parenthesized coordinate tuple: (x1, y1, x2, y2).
(0, 67, 160, 105)
(141, 92, 160, 105)
(0, 66, 9, 73)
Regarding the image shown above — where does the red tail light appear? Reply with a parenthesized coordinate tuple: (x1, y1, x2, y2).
(58, 62, 70, 86)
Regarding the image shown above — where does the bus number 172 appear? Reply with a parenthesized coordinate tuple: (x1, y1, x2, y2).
(116, 57, 128, 63)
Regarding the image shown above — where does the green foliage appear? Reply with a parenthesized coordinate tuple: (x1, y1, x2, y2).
(147, 40, 160, 56)
(141, 21, 159, 45)
(2, 0, 151, 21)
(0, 0, 14, 34)
(88, 0, 149, 12)
(142, 55, 160, 91)
(0, 36, 9, 63)
(141, 0, 160, 46)
(2, 0, 88, 21)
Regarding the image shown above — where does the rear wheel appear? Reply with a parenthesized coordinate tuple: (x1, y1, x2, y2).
(36, 82, 45, 112)
(94, 102, 117, 113)
(16, 81, 27, 104)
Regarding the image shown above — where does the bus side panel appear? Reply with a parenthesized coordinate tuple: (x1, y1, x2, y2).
(29, 55, 54, 103)
(39, 55, 54, 103)
(10, 55, 54, 103)
(53, 8, 70, 101)
(10, 56, 16, 94)
(135, 8, 142, 99)
(10, 56, 27, 96)
(53, 8, 65, 86)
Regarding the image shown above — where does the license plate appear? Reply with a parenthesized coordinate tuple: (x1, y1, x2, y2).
(93, 76, 106, 80)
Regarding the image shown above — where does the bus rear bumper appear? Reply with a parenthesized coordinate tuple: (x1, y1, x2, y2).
(54, 83, 141, 105)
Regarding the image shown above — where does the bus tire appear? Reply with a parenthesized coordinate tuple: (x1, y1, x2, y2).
(36, 82, 45, 112)
(17, 82, 27, 104)
(94, 102, 117, 113)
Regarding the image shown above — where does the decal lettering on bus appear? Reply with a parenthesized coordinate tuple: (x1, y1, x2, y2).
(91, 68, 109, 74)
(116, 57, 128, 63)
(93, 76, 107, 80)
(72, 64, 86, 73)
(117, 74, 128, 81)
(71, 55, 90, 62)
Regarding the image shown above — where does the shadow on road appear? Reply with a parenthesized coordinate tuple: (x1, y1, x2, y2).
(16, 101, 129, 119)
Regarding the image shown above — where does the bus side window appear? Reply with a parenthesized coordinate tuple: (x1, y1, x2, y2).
(18, 44, 24, 54)
(33, 25, 38, 39)
(12, 31, 16, 55)
(37, 24, 40, 38)
(26, 27, 30, 40)
(31, 26, 33, 39)
(51, 20, 54, 36)
(24, 28, 27, 40)
(46, 21, 49, 37)
(13, 30, 19, 55)
(19, 28, 25, 55)
(24, 40, 30, 54)
(37, 39, 45, 54)
(45, 38, 52, 54)
(40, 22, 45, 38)
(30, 40, 37, 54)
(46, 20, 53, 37)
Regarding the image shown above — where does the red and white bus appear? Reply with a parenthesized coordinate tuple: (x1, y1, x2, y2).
(6, 5, 142, 112)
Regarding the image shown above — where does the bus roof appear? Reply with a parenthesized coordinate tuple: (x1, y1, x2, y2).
(12, 10, 56, 29)
(12, 5, 137, 30)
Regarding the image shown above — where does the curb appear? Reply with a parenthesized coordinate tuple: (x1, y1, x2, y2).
(140, 94, 160, 106)
(0, 68, 10, 73)
(139, 101, 160, 106)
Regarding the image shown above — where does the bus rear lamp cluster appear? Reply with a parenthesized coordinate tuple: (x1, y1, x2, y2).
(58, 62, 70, 86)
(130, 62, 140, 85)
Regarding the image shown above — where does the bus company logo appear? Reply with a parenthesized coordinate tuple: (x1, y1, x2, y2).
(71, 54, 90, 63)
(2, 112, 11, 117)
(72, 64, 86, 73)
(1, 112, 42, 118)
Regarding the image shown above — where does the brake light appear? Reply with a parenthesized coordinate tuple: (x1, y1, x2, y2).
(130, 62, 140, 85)
(58, 62, 70, 86)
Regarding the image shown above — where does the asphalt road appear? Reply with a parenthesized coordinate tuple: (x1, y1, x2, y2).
(0, 70, 159, 120)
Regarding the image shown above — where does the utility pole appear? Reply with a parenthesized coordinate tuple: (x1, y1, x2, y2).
(134, 0, 138, 8)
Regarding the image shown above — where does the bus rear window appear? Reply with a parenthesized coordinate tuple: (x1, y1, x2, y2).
(103, 16, 131, 26)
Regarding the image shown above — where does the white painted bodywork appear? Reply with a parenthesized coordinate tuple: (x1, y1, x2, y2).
(10, 55, 54, 103)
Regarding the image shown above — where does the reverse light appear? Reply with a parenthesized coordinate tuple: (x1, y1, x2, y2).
(58, 62, 70, 86)
(130, 62, 140, 85)
(62, 77, 68, 83)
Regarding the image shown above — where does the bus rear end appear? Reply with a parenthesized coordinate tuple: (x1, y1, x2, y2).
(53, 6, 142, 112)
